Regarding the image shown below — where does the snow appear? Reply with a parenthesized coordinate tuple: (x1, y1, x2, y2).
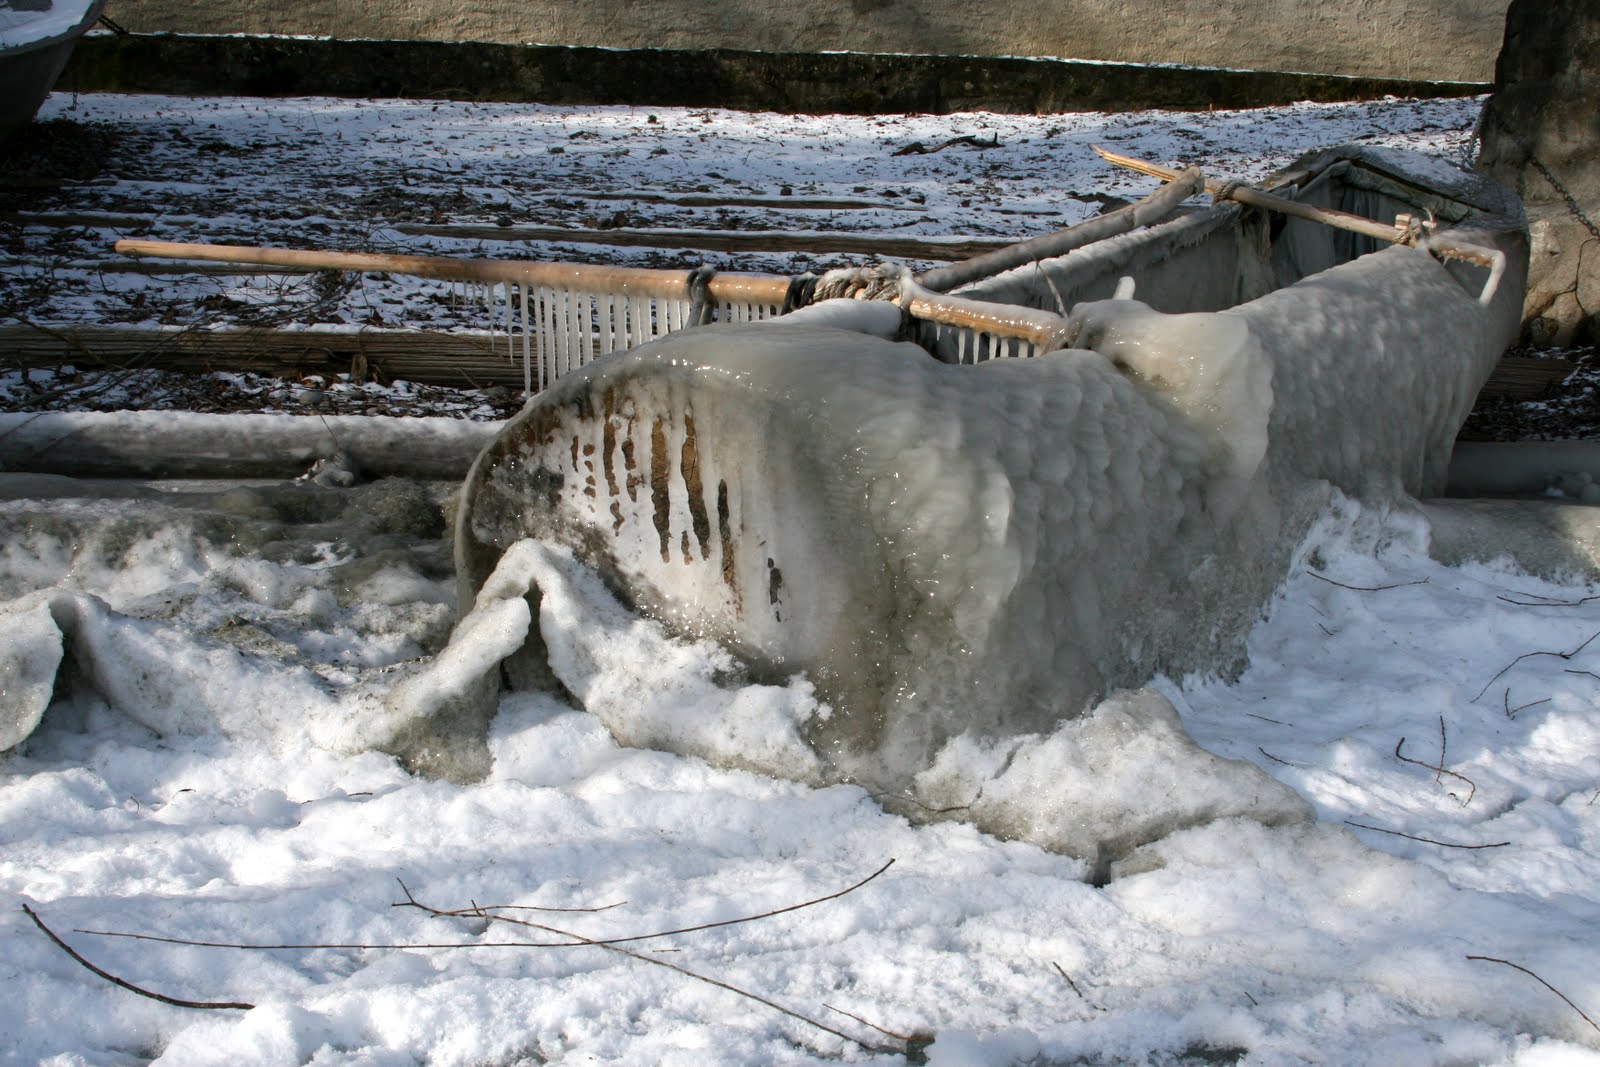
(3, 91, 1598, 1065)
(4, 488, 1600, 1065)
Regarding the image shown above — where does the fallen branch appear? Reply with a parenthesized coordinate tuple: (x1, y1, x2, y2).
(22, 904, 254, 1011)
(1466, 955, 1600, 1036)
(1473, 630, 1600, 703)
(822, 1003, 932, 1046)
(1496, 592, 1600, 608)
(1393, 734, 1476, 805)
(396, 882, 904, 1056)
(1307, 571, 1428, 592)
(892, 134, 1001, 156)
(1504, 691, 1550, 719)
(81, 860, 895, 953)
(1051, 962, 1105, 1012)
(1343, 821, 1509, 850)
(394, 859, 895, 946)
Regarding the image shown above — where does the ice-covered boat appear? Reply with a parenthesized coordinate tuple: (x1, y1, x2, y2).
(437, 147, 1520, 785)
(115, 146, 1528, 835)
(0, 0, 106, 141)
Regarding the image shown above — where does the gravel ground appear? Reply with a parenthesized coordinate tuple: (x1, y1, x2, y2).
(1, 92, 1593, 436)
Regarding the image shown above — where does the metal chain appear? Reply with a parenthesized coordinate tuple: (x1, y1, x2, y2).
(1483, 106, 1600, 241)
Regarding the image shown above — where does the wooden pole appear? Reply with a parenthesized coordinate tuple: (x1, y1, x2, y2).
(113, 239, 794, 305)
(916, 168, 1207, 293)
(1089, 145, 1503, 274)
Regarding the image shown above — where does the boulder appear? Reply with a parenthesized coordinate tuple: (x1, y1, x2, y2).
(1478, 0, 1600, 344)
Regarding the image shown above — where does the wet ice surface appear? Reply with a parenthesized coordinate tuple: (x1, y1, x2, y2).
(3, 92, 1599, 1065)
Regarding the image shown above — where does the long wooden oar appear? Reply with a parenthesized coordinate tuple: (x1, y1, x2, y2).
(1093, 146, 1507, 304)
(916, 168, 1205, 293)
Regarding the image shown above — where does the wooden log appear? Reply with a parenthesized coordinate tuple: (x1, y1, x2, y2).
(113, 239, 798, 307)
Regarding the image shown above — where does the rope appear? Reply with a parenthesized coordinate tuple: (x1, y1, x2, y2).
(1211, 179, 1245, 205)
(781, 273, 818, 314)
(811, 265, 911, 304)
(685, 265, 717, 326)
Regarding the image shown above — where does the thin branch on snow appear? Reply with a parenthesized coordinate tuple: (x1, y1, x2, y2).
(1343, 820, 1509, 850)
(1388, 739, 1472, 806)
(1306, 571, 1427, 592)
(1465, 955, 1600, 1035)
(1051, 962, 1105, 1012)
(1473, 630, 1600, 703)
(22, 904, 254, 1011)
(1496, 591, 1600, 608)
(394, 859, 895, 946)
(1504, 691, 1551, 719)
(822, 1003, 932, 1046)
(80, 861, 895, 953)
(395, 881, 905, 1056)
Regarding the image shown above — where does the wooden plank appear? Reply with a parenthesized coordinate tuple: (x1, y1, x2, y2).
(5, 323, 1573, 404)
(0, 324, 527, 388)
(1477, 357, 1576, 401)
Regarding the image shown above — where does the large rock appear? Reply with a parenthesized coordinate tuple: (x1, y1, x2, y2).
(1478, 0, 1600, 344)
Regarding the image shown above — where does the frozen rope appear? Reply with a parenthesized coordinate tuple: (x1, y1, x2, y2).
(811, 265, 911, 304)
(781, 273, 819, 314)
(1211, 179, 1245, 206)
(685, 265, 718, 326)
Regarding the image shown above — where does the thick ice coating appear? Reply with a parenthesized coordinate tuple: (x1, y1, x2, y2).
(457, 215, 1526, 823)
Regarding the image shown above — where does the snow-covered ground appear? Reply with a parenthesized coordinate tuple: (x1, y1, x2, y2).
(4, 92, 1599, 1066)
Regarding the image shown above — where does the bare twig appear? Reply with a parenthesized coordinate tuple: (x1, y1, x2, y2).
(1344, 820, 1509, 850)
(1307, 571, 1427, 592)
(1504, 691, 1551, 719)
(395, 859, 895, 946)
(1257, 747, 1297, 768)
(1473, 630, 1600, 703)
(23, 904, 254, 1011)
(1496, 592, 1600, 608)
(822, 1003, 931, 1045)
(1466, 955, 1600, 1035)
(1053, 962, 1085, 998)
(84, 861, 895, 954)
(1245, 713, 1287, 726)
(1436, 715, 1448, 786)
(1394, 737, 1476, 805)
(395, 882, 903, 1055)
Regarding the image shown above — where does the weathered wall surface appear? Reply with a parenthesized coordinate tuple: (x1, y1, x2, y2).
(1478, 0, 1600, 344)
(107, 0, 1508, 83)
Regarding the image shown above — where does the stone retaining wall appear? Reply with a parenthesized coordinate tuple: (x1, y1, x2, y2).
(105, 0, 1509, 84)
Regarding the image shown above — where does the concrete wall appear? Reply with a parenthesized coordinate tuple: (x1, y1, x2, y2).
(107, 0, 1509, 84)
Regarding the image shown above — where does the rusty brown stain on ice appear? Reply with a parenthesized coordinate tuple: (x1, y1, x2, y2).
(679, 413, 712, 562)
(650, 417, 671, 562)
(717, 478, 739, 607)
